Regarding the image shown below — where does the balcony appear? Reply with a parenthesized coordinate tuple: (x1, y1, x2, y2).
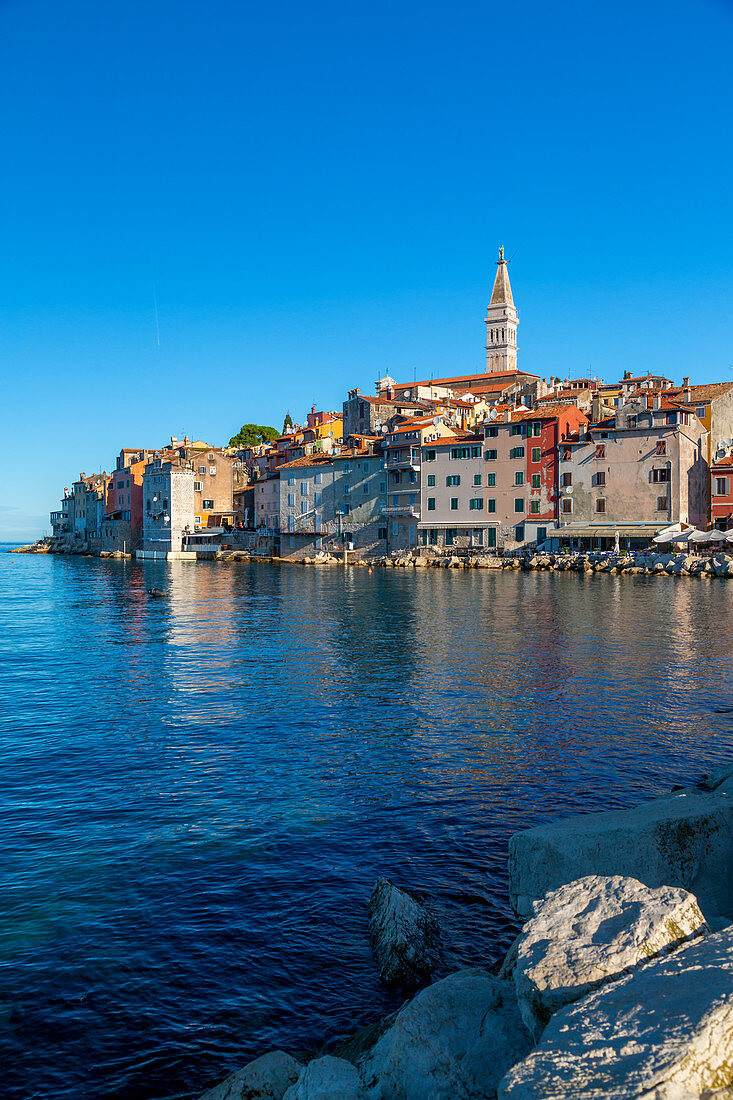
(384, 504, 420, 517)
(385, 451, 420, 470)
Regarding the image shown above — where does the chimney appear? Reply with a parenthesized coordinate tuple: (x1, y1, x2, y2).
(683, 386, 692, 404)
(682, 376, 690, 387)
(311, 405, 316, 415)
(591, 394, 602, 423)
(171, 436, 178, 447)
(652, 393, 662, 410)
(504, 409, 511, 423)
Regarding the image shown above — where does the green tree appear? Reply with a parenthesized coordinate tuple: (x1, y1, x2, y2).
(228, 423, 279, 448)
(283, 412, 293, 433)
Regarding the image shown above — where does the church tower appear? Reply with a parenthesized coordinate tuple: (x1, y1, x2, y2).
(485, 246, 518, 373)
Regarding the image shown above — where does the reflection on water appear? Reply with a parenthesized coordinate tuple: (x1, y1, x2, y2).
(1, 549, 732, 1099)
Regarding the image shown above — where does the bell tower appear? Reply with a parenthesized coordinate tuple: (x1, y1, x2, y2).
(485, 246, 519, 373)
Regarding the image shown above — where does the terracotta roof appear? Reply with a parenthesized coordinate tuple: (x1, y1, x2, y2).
(515, 404, 588, 421)
(277, 454, 334, 470)
(393, 369, 538, 390)
(713, 455, 733, 468)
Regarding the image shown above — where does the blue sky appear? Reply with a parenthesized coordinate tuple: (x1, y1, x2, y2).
(1, 0, 732, 539)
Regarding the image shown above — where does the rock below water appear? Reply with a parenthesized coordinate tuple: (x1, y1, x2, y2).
(500, 925, 733, 1099)
(367, 877, 443, 989)
(514, 874, 707, 1037)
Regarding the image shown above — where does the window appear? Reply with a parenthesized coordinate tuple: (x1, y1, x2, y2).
(363, 461, 369, 473)
(314, 471, 322, 485)
(595, 471, 606, 486)
(392, 521, 399, 536)
(595, 498, 606, 513)
(344, 462, 351, 474)
(427, 497, 436, 511)
(530, 422, 541, 437)
(300, 501, 307, 513)
(657, 496, 668, 511)
(515, 526, 525, 542)
(531, 474, 541, 489)
(666, 413, 677, 426)
(288, 473, 295, 486)
(315, 536, 322, 549)
(198, 465, 206, 474)
(379, 481, 386, 493)
(344, 503, 351, 514)
(450, 497, 459, 510)
(209, 466, 216, 475)
(488, 499, 496, 513)
(363, 483, 369, 495)
(471, 446, 481, 458)
(716, 477, 729, 496)
(514, 498, 524, 513)
(409, 494, 415, 506)
(596, 445, 606, 459)
(344, 484, 350, 494)
(627, 416, 637, 429)
(562, 498, 573, 514)
(510, 447, 524, 459)
(193, 481, 203, 492)
(314, 491, 322, 504)
(511, 425, 523, 436)
(487, 527, 497, 548)
(469, 498, 484, 510)
(427, 474, 436, 487)
(515, 471, 524, 486)
(656, 441, 667, 456)
(473, 474, 482, 486)
(392, 495, 398, 506)
(652, 469, 670, 483)
(562, 472, 572, 488)
(446, 475, 460, 486)
(288, 493, 295, 506)
(530, 500, 540, 515)
(485, 449, 497, 461)
(314, 513, 321, 532)
(300, 482, 307, 495)
(203, 498, 214, 509)
(531, 447, 541, 463)
(445, 529, 455, 546)
(485, 426, 498, 438)
(378, 527, 387, 540)
(696, 406, 706, 419)
(487, 473, 496, 487)
(425, 449, 436, 461)
(288, 515, 295, 532)
(537, 527, 547, 543)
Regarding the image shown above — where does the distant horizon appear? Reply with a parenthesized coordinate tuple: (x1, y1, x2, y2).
(2, 0, 732, 540)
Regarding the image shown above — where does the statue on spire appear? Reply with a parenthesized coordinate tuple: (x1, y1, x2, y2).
(498, 245, 505, 263)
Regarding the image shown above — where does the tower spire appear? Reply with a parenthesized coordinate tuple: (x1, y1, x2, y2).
(485, 246, 518, 373)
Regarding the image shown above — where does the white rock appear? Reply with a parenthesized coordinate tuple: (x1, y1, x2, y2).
(508, 788, 733, 922)
(199, 1050, 302, 1100)
(514, 875, 707, 1037)
(499, 926, 733, 1099)
(360, 967, 531, 1100)
(283, 1056, 363, 1100)
(367, 877, 443, 989)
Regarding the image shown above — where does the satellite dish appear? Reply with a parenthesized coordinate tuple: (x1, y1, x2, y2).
(725, 438, 733, 448)
(433, 417, 441, 426)
(328, 430, 334, 437)
(566, 486, 573, 495)
(381, 425, 388, 433)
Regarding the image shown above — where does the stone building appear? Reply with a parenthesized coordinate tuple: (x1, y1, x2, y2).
(139, 457, 196, 558)
(556, 394, 708, 548)
(278, 445, 387, 560)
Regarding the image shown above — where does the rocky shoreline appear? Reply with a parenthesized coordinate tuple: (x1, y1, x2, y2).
(194, 768, 733, 1099)
(12, 536, 733, 580)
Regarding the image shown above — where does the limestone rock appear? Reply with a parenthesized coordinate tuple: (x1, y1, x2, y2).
(360, 968, 532, 1100)
(509, 787, 733, 922)
(499, 926, 733, 1099)
(199, 1050, 302, 1100)
(514, 875, 707, 1036)
(367, 877, 443, 989)
(283, 1056, 363, 1100)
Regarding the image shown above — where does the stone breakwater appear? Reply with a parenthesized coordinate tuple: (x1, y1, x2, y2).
(12, 538, 733, 579)
(196, 769, 733, 1100)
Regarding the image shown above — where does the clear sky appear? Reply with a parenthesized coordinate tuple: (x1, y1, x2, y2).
(1, 0, 732, 540)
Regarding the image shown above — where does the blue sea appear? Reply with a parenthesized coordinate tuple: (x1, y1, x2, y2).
(1, 545, 732, 1098)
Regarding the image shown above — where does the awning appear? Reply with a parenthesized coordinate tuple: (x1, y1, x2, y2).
(653, 523, 685, 543)
(554, 524, 661, 539)
(710, 530, 729, 542)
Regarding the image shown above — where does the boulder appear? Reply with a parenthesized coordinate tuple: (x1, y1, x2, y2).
(508, 788, 733, 923)
(704, 764, 733, 790)
(499, 926, 733, 1099)
(199, 1050, 302, 1100)
(367, 878, 443, 989)
(514, 875, 707, 1037)
(283, 1057, 363, 1100)
(360, 968, 531, 1100)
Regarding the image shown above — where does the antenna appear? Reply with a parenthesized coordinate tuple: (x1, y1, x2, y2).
(153, 289, 160, 347)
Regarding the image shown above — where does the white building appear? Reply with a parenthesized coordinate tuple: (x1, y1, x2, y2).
(139, 458, 196, 559)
